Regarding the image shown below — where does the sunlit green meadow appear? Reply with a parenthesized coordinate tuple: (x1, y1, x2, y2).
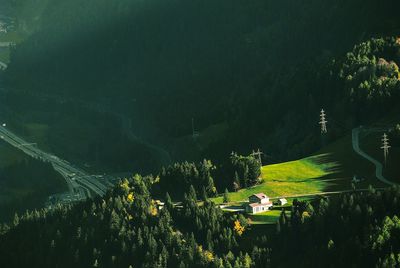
(212, 154, 340, 204)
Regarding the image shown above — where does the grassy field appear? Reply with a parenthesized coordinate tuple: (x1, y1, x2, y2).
(247, 209, 291, 225)
(212, 154, 340, 204)
(213, 130, 391, 224)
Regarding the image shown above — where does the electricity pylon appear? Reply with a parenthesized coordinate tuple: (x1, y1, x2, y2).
(252, 149, 263, 166)
(381, 133, 390, 165)
(319, 109, 328, 134)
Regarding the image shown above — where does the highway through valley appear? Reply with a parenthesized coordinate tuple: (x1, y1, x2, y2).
(0, 125, 110, 202)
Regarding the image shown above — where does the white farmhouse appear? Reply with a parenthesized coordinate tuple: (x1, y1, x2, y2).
(245, 193, 273, 214)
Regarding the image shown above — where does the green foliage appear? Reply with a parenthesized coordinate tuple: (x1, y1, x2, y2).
(156, 159, 217, 199)
(0, 174, 262, 267)
(338, 37, 400, 104)
(214, 152, 261, 193)
(223, 189, 230, 203)
(229, 153, 261, 188)
(268, 187, 400, 267)
(2, 168, 400, 267)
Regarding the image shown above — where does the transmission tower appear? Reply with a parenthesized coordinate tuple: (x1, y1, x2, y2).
(252, 149, 263, 166)
(381, 133, 390, 165)
(319, 109, 328, 134)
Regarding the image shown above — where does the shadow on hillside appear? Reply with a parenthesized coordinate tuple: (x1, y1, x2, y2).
(309, 153, 342, 174)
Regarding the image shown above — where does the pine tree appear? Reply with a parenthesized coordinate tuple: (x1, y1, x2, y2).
(233, 172, 240, 191)
(223, 188, 230, 203)
(276, 220, 281, 234)
(13, 213, 19, 227)
(165, 192, 173, 211)
(201, 187, 208, 201)
(188, 185, 197, 201)
(207, 229, 213, 251)
(279, 210, 286, 230)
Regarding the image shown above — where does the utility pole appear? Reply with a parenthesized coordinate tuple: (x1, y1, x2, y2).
(252, 149, 263, 166)
(381, 133, 390, 165)
(319, 109, 328, 134)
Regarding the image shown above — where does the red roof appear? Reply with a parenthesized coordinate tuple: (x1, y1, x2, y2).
(248, 202, 272, 208)
(250, 193, 267, 200)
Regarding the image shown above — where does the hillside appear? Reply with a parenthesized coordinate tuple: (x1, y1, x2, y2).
(1, 1, 400, 267)
(0, 141, 66, 221)
(213, 126, 393, 205)
(1, 171, 400, 267)
(2, 0, 400, 171)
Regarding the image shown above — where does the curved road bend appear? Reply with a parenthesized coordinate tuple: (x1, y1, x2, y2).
(351, 127, 394, 186)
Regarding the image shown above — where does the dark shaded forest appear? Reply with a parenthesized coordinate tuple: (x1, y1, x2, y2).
(3, 0, 400, 173)
(0, 154, 66, 221)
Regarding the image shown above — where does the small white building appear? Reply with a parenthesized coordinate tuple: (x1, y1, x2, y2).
(277, 198, 288, 206)
(245, 193, 273, 214)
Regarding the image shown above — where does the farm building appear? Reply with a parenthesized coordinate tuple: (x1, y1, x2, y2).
(277, 198, 288, 206)
(245, 193, 273, 214)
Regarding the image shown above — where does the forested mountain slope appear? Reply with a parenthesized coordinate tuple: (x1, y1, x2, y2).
(3, 0, 400, 167)
(1, 2, 400, 267)
(2, 173, 400, 267)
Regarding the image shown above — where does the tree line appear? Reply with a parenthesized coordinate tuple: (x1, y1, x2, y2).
(153, 152, 261, 200)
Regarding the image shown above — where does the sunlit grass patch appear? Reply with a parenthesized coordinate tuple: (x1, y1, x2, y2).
(248, 210, 290, 225)
(212, 154, 340, 204)
(261, 154, 338, 182)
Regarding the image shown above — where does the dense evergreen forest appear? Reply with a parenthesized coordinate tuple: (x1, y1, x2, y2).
(2, 0, 400, 173)
(2, 172, 400, 267)
(153, 153, 261, 200)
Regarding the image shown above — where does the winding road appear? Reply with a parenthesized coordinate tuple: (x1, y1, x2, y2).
(0, 125, 110, 202)
(351, 127, 394, 185)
